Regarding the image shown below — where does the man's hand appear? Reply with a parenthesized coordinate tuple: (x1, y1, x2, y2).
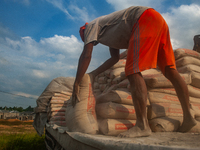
(72, 83, 80, 107)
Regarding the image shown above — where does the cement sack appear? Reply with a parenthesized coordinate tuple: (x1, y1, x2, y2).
(96, 102, 136, 120)
(118, 79, 129, 88)
(177, 64, 200, 73)
(111, 59, 126, 69)
(107, 79, 112, 84)
(53, 91, 72, 97)
(141, 68, 162, 76)
(189, 96, 200, 104)
(111, 76, 123, 85)
(120, 72, 126, 80)
(147, 103, 183, 119)
(98, 119, 136, 136)
(148, 92, 180, 104)
(176, 56, 200, 67)
(50, 96, 70, 101)
(51, 112, 65, 117)
(191, 71, 200, 88)
(104, 69, 112, 78)
(96, 89, 133, 105)
(110, 67, 125, 79)
(196, 116, 200, 122)
(65, 74, 98, 134)
(148, 88, 176, 95)
(191, 103, 200, 117)
(97, 72, 105, 77)
(188, 85, 200, 98)
(95, 76, 98, 82)
(119, 68, 162, 80)
(101, 86, 110, 94)
(144, 73, 191, 88)
(93, 89, 102, 97)
(93, 82, 99, 89)
(50, 103, 67, 107)
(50, 116, 65, 121)
(98, 76, 108, 84)
(99, 84, 108, 92)
(103, 84, 119, 94)
(50, 99, 68, 104)
(50, 107, 66, 112)
(119, 50, 127, 59)
(174, 48, 200, 60)
(49, 121, 66, 126)
(149, 116, 182, 132)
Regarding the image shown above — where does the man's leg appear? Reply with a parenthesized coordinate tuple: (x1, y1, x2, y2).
(164, 66, 197, 132)
(118, 72, 152, 138)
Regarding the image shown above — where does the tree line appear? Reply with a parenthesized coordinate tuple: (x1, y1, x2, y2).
(0, 106, 34, 112)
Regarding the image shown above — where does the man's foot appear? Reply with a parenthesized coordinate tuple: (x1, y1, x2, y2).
(178, 117, 197, 132)
(118, 125, 152, 138)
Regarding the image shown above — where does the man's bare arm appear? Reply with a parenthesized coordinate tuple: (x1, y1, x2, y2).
(72, 46, 119, 107)
(72, 42, 94, 107)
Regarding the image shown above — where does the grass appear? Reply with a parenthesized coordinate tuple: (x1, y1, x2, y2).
(0, 119, 46, 150)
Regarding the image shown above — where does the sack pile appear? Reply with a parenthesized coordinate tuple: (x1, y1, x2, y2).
(47, 91, 71, 126)
(45, 48, 200, 136)
(47, 74, 99, 135)
(92, 51, 135, 136)
(175, 48, 200, 122)
(95, 48, 200, 135)
(33, 77, 74, 136)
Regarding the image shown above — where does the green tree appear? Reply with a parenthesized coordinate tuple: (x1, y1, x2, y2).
(24, 106, 33, 112)
(17, 107, 23, 112)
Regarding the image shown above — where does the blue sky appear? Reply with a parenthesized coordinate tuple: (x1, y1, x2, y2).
(0, 0, 200, 108)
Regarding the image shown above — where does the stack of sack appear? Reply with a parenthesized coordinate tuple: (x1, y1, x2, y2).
(146, 50, 193, 132)
(46, 74, 99, 135)
(33, 76, 75, 136)
(47, 91, 71, 126)
(93, 51, 135, 136)
(44, 48, 200, 136)
(94, 51, 155, 136)
(95, 48, 200, 135)
(175, 48, 200, 122)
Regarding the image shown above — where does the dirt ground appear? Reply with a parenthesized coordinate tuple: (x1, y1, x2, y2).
(0, 119, 33, 122)
(0, 119, 34, 134)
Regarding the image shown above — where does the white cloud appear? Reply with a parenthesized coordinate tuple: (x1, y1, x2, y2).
(162, 4, 200, 49)
(40, 34, 83, 55)
(45, 0, 91, 22)
(32, 70, 49, 78)
(69, 5, 90, 22)
(46, 0, 74, 19)
(14, 91, 38, 99)
(0, 30, 84, 100)
(5, 36, 43, 57)
(106, 0, 162, 11)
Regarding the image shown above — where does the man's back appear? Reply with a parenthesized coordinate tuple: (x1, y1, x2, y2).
(84, 6, 149, 49)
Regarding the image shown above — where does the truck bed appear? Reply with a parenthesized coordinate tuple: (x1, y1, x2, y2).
(45, 123, 200, 150)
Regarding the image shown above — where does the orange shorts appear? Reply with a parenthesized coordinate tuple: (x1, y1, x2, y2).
(125, 8, 176, 76)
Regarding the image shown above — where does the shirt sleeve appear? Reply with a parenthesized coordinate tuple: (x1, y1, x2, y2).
(84, 21, 99, 46)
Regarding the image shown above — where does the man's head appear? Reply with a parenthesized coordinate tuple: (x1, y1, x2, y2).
(79, 23, 88, 42)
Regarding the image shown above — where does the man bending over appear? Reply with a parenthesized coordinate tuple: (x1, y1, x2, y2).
(72, 6, 197, 138)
